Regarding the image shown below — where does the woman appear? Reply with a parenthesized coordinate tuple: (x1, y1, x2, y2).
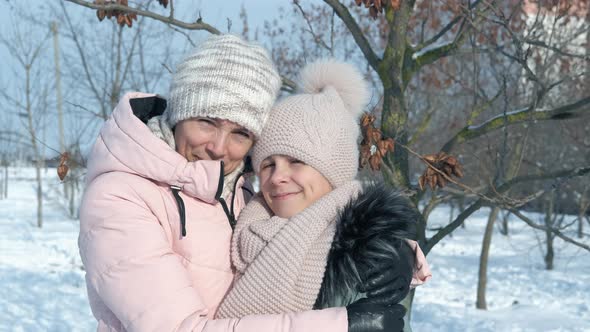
(216, 60, 431, 330)
(80, 34, 408, 332)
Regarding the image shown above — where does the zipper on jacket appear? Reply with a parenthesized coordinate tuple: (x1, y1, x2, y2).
(219, 197, 236, 229)
(170, 185, 186, 237)
(170, 161, 223, 238)
(215, 161, 224, 201)
(222, 156, 253, 230)
(172, 159, 250, 235)
(228, 156, 253, 223)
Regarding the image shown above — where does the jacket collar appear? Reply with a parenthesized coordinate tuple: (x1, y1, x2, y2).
(85, 92, 222, 204)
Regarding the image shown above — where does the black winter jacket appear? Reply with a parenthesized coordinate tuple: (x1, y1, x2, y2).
(314, 183, 419, 309)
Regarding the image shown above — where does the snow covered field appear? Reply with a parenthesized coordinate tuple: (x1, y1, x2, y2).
(1, 167, 589, 331)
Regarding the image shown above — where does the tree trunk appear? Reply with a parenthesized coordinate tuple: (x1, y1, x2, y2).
(35, 160, 43, 228)
(69, 179, 75, 217)
(578, 190, 588, 239)
(3, 162, 7, 198)
(25, 65, 43, 228)
(500, 211, 510, 235)
(543, 198, 555, 270)
(545, 228, 554, 270)
(380, 2, 413, 189)
(401, 288, 416, 332)
(459, 197, 466, 228)
(0, 161, 4, 199)
(52, 21, 68, 200)
(476, 207, 499, 309)
(578, 213, 584, 239)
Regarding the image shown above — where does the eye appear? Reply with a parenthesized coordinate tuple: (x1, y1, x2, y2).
(197, 118, 216, 126)
(233, 130, 252, 140)
(260, 160, 275, 170)
(261, 161, 275, 170)
(289, 158, 305, 165)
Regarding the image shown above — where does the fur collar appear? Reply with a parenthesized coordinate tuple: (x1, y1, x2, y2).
(314, 182, 419, 308)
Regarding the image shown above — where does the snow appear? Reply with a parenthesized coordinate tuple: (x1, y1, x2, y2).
(1, 167, 589, 331)
(413, 207, 590, 331)
(412, 40, 454, 60)
(0, 167, 93, 332)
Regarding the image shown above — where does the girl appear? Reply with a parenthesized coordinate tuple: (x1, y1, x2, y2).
(217, 60, 431, 330)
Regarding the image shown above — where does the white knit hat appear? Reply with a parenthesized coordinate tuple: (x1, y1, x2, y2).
(253, 59, 370, 188)
(166, 34, 282, 137)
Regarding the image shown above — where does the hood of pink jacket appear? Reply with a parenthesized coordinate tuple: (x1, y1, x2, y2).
(85, 92, 222, 203)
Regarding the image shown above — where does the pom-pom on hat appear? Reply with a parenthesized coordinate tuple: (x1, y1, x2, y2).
(253, 59, 370, 188)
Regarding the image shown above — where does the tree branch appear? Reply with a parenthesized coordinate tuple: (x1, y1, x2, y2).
(60, 1, 106, 118)
(411, 0, 489, 70)
(294, 1, 332, 53)
(415, 0, 483, 51)
(425, 166, 590, 254)
(510, 209, 590, 252)
(425, 198, 483, 254)
(500, 166, 590, 190)
(442, 95, 590, 152)
(323, 0, 380, 71)
(64, 0, 221, 34)
(524, 38, 590, 60)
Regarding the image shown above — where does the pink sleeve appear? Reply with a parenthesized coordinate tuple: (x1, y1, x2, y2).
(179, 307, 347, 332)
(407, 240, 432, 288)
(79, 175, 348, 332)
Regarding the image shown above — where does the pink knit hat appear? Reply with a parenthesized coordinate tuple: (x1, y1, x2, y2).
(252, 59, 370, 188)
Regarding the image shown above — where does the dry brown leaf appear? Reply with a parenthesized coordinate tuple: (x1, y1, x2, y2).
(418, 152, 464, 191)
(369, 154, 381, 171)
(390, 0, 401, 10)
(418, 175, 426, 190)
(97, 10, 106, 21)
(57, 164, 69, 181)
(57, 152, 70, 181)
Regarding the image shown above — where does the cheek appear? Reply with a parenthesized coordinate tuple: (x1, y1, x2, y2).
(318, 180, 332, 197)
(259, 172, 272, 194)
(299, 172, 332, 201)
(228, 142, 253, 160)
(185, 132, 210, 146)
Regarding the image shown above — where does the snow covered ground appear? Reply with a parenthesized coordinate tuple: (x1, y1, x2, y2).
(1, 167, 589, 331)
(413, 207, 590, 332)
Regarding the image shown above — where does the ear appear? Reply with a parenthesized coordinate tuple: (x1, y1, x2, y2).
(129, 95, 167, 124)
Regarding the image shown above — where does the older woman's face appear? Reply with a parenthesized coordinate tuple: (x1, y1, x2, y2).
(174, 117, 254, 175)
(259, 155, 332, 218)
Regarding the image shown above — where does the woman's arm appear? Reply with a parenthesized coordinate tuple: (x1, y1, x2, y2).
(80, 173, 390, 332)
(315, 184, 429, 309)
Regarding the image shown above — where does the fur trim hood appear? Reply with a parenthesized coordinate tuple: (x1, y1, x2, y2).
(314, 182, 419, 309)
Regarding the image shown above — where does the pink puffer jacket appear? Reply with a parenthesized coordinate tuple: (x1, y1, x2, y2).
(79, 92, 348, 332)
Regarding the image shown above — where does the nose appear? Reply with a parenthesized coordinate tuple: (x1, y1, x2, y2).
(270, 163, 290, 186)
(205, 130, 227, 159)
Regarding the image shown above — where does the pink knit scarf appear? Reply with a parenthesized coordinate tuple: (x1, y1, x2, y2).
(216, 181, 361, 318)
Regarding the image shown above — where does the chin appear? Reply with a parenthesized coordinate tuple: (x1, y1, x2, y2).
(273, 208, 292, 219)
(276, 208, 301, 219)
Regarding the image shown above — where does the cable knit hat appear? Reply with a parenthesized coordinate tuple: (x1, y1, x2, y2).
(166, 34, 282, 137)
(253, 59, 370, 188)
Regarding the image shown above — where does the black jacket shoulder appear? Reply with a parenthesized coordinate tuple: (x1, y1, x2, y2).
(314, 182, 419, 309)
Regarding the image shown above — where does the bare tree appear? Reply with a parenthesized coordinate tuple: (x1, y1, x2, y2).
(0, 23, 51, 227)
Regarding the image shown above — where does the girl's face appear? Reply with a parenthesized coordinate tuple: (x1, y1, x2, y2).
(259, 155, 332, 218)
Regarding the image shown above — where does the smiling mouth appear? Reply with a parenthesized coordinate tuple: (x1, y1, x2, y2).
(272, 192, 299, 200)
